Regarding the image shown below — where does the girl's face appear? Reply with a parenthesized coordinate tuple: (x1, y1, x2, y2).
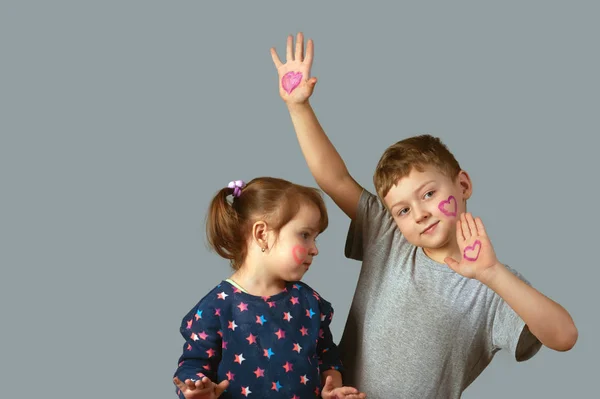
(266, 203, 321, 282)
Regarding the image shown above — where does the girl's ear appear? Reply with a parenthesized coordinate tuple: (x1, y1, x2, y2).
(252, 220, 269, 251)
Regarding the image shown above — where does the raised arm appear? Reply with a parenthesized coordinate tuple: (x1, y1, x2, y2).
(271, 32, 363, 220)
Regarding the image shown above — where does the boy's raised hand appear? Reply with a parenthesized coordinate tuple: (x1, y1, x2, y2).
(173, 376, 229, 399)
(444, 213, 500, 282)
(270, 32, 317, 105)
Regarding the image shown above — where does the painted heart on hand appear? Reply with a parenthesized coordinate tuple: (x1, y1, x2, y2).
(463, 239, 481, 261)
(282, 71, 303, 94)
(438, 195, 457, 217)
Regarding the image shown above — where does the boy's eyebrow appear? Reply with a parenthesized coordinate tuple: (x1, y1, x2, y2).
(390, 180, 436, 211)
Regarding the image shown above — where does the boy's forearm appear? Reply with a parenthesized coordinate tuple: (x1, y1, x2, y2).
(286, 102, 350, 190)
(480, 263, 578, 351)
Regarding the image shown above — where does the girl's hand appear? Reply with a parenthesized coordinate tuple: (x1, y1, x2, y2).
(321, 375, 367, 399)
(270, 32, 318, 105)
(173, 376, 229, 399)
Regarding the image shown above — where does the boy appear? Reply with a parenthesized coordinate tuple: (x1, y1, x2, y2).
(270, 33, 578, 398)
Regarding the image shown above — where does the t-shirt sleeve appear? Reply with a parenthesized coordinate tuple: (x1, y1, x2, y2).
(315, 296, 344, 374)
(491, 266, 543, 362)
(173, 301, 222, 398)
(344, 189, 397, 261)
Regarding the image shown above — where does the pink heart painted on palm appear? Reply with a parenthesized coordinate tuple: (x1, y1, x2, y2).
(463, 239, 481, 261)
(438, 195, 457, 217)
(282, 71, 303, 94)
(292, 245, 308, 264)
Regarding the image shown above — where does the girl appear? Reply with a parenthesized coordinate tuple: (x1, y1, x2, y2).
(172, 177, 366, 399)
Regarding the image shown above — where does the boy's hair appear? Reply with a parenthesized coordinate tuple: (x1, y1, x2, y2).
(373, 134, 462, 201)
(206, 177, 328, 269)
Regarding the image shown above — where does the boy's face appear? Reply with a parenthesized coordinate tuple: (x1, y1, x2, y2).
(383, 165, 472, 251)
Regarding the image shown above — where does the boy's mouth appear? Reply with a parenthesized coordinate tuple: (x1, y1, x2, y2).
(421, 221, 439, 234)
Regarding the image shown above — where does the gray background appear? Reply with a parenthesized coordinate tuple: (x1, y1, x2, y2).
(1, 1, 597, 398)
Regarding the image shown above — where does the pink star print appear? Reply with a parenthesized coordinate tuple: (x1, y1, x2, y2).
(293, 343, 302, 353)
(246, 333, 257, 345)
(234, 353, 245, 364)
(275, 329, 286, 340)
(253, 367, 265, 378)
(237, 302, 248, 312)
(283, 361, 293, 372)
(217, 292, 228, 300)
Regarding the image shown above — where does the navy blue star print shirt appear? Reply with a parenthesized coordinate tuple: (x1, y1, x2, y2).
(173, 280, 344, 398)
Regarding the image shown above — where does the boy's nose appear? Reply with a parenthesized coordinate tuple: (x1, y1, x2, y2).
(413, 208, 431, 223)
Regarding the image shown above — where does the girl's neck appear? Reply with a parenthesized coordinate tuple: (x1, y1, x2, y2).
(230, 266, 286, 297)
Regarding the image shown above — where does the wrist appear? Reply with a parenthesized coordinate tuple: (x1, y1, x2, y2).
(286, 101, 311, 112)
(477, 262, 506, 287)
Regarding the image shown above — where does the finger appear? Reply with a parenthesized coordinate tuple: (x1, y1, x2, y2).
(295, 32, 304, 61)
(324, 375, 334, 389)
(270, 47, 283, 69)
(460, 213, 472, 239)
(286, 34, 294, 62)
(336, 387, 359, 395)
(304, 38, 314, 68)
(308, 76, 318, 88)
(215, 379, 230, 397)
(173, 377, 187, 391)
(465, 213, 478, 236)
(185, 379, 196, 390)
(456, 218, 465, 242)
(444, 257, 460, 273)
(475, 216, 487, 237)
(345, 394, 367, 399)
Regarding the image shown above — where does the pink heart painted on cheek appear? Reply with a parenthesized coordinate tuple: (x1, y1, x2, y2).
(438, 195, 457, 217)
(463, 239, 481, 261)
(282, 71, 303, 94)
(292, 245, 308, 265)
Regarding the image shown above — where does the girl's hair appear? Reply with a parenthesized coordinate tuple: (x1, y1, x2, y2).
(206, 177, 328, 269)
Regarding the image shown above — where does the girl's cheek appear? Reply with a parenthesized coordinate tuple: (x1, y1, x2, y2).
(291, 244, 308, 265)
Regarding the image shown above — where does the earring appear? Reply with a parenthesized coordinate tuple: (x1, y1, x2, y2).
(261, 247, 266, 252)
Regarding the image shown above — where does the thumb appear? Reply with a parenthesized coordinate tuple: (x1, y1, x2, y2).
(323, 375, 334, 390)
(215, 379, 229, 397)
(308, 76, 318, 87)
(444, 257, 460, 273)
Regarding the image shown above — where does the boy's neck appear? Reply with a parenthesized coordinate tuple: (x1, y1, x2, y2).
(422, 243, 462, 266)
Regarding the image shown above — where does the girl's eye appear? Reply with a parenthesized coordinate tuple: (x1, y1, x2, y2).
(301, 232, 310, 239)
(424, 190, 435, 199)
(397, 208, 409, 217)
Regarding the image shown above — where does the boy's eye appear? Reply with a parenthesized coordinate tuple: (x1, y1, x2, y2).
(301, 232, 310, 239)
(424, 190, 435, 199)
(397, 208, 409, 216)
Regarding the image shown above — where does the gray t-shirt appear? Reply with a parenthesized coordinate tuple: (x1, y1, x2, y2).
(338, 190, 542, 398)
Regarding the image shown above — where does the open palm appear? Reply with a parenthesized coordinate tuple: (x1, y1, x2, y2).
(445, 213, 499, 280)
(270, 32, 317, 104)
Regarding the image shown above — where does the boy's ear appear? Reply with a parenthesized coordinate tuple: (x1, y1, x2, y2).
(252, 220, 270, 250)
(457, 170, 473, 201)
